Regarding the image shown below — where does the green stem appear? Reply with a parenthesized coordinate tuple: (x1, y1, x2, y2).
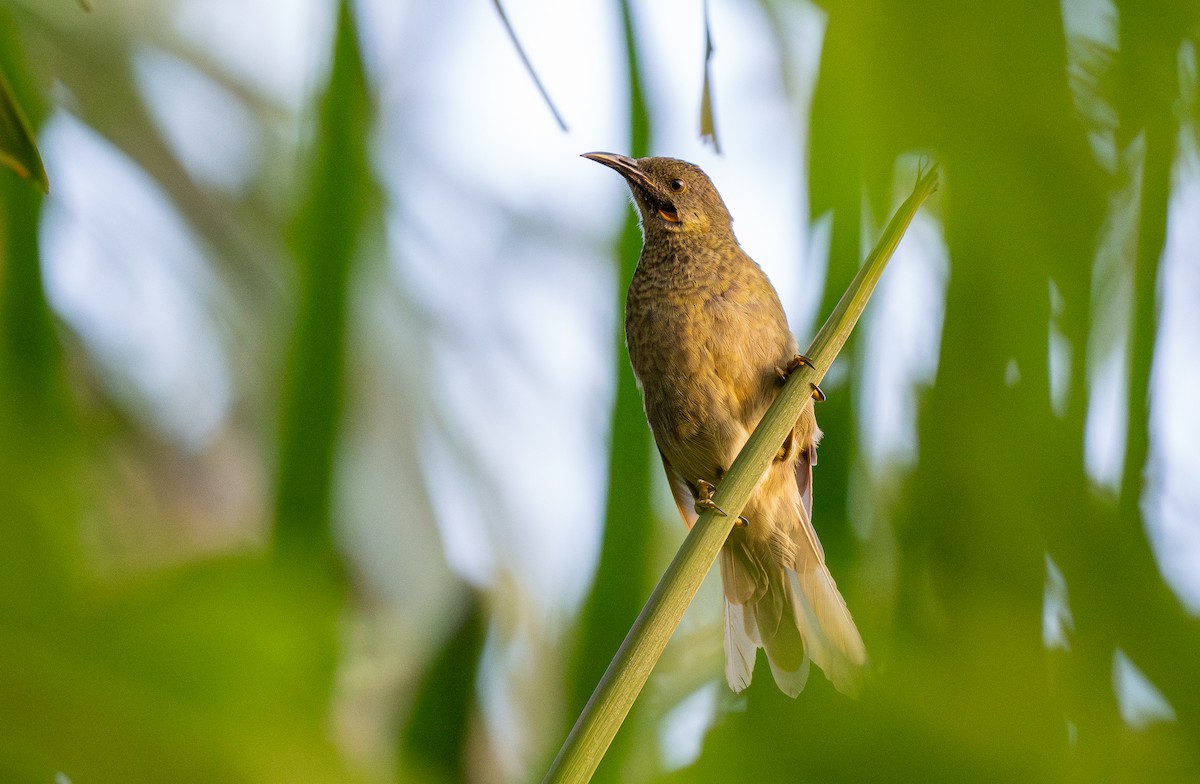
(542, 165, 938, 784)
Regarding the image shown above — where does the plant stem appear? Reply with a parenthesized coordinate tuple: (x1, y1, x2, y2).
(543, 165, 939, 784)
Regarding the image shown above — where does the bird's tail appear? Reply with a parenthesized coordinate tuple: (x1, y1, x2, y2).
(720, 538, 866, 697)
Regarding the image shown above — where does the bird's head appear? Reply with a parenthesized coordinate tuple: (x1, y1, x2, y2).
(582, 153, 734, 238)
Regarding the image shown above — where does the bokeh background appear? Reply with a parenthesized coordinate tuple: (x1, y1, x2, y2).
(1, 0, 1198, 782)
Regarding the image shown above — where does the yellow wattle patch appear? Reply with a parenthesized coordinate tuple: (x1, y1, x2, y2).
(658, 208, 681, 223)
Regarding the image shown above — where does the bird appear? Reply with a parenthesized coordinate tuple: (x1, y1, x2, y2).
(582, 152, 866, 697)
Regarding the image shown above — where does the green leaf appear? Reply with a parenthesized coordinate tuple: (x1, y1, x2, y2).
(566, 4, 653, 779)
(274, 0, 375, 562)
(0, 67, 47, 192)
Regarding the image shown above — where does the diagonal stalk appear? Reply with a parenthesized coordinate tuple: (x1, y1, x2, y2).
(543, 165, 939, 784)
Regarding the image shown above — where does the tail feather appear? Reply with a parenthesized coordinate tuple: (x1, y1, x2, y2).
(756, 569, 810, 697)
(723, 601, 756, 692)
(787, 567, 867, 696)
(723, 573, 812, 697)
(719, 535, 866, 697)
(764, 640, 810, 698)
(719, 540, 763, 605)
(706, 411, 865, 697)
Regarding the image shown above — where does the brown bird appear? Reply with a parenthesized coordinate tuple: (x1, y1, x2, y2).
(583, 153, 866, 696)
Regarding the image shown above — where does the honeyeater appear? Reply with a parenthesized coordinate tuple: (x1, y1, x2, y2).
(584, 152, 866, 696)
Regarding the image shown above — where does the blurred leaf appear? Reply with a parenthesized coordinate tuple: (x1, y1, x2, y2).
(699, 0, 720, 154)
(1105, 1, 1200, 740)
(0, 181, 351, 782)
(274, 0, 375, 562)
(0, 14, 78, 610)
(400, 593, 486, 782)
(16, 0, 294, 303)
(0, 67, 47, 190)
(0, 2, 386, 781)
(673, 1, 1200, 782)
(566, 1, 654, 781)
(0, 552, 352, 784)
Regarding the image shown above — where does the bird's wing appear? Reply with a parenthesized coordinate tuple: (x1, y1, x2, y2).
(793, 438, 817, 525)
(659, 450, 700, 529)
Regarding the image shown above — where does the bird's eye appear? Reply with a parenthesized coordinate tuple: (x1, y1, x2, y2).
(669, 178, 686, 193)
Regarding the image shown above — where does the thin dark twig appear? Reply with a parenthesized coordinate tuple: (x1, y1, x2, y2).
(700, 0, 721, 153)
(491, 0, 569, 132)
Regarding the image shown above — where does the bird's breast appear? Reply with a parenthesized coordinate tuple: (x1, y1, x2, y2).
(624, 247, 796, 470)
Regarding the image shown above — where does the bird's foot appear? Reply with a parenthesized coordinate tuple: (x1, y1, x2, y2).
(777, 354, 826, 402)
(784, 354, 815, 375)
(694, 479, 749, 527)
(693, 479, 726, 516)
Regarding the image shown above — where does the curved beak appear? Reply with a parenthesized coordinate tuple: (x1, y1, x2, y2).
(581, 151, 651, 191)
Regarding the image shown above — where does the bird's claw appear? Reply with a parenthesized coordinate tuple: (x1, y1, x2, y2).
(694, 479, 727, 517)
(777, 354, 826, 403)
(695, 497, 728, 516)
(785, 354, 816, 375)
(694, 479, 748, 527)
